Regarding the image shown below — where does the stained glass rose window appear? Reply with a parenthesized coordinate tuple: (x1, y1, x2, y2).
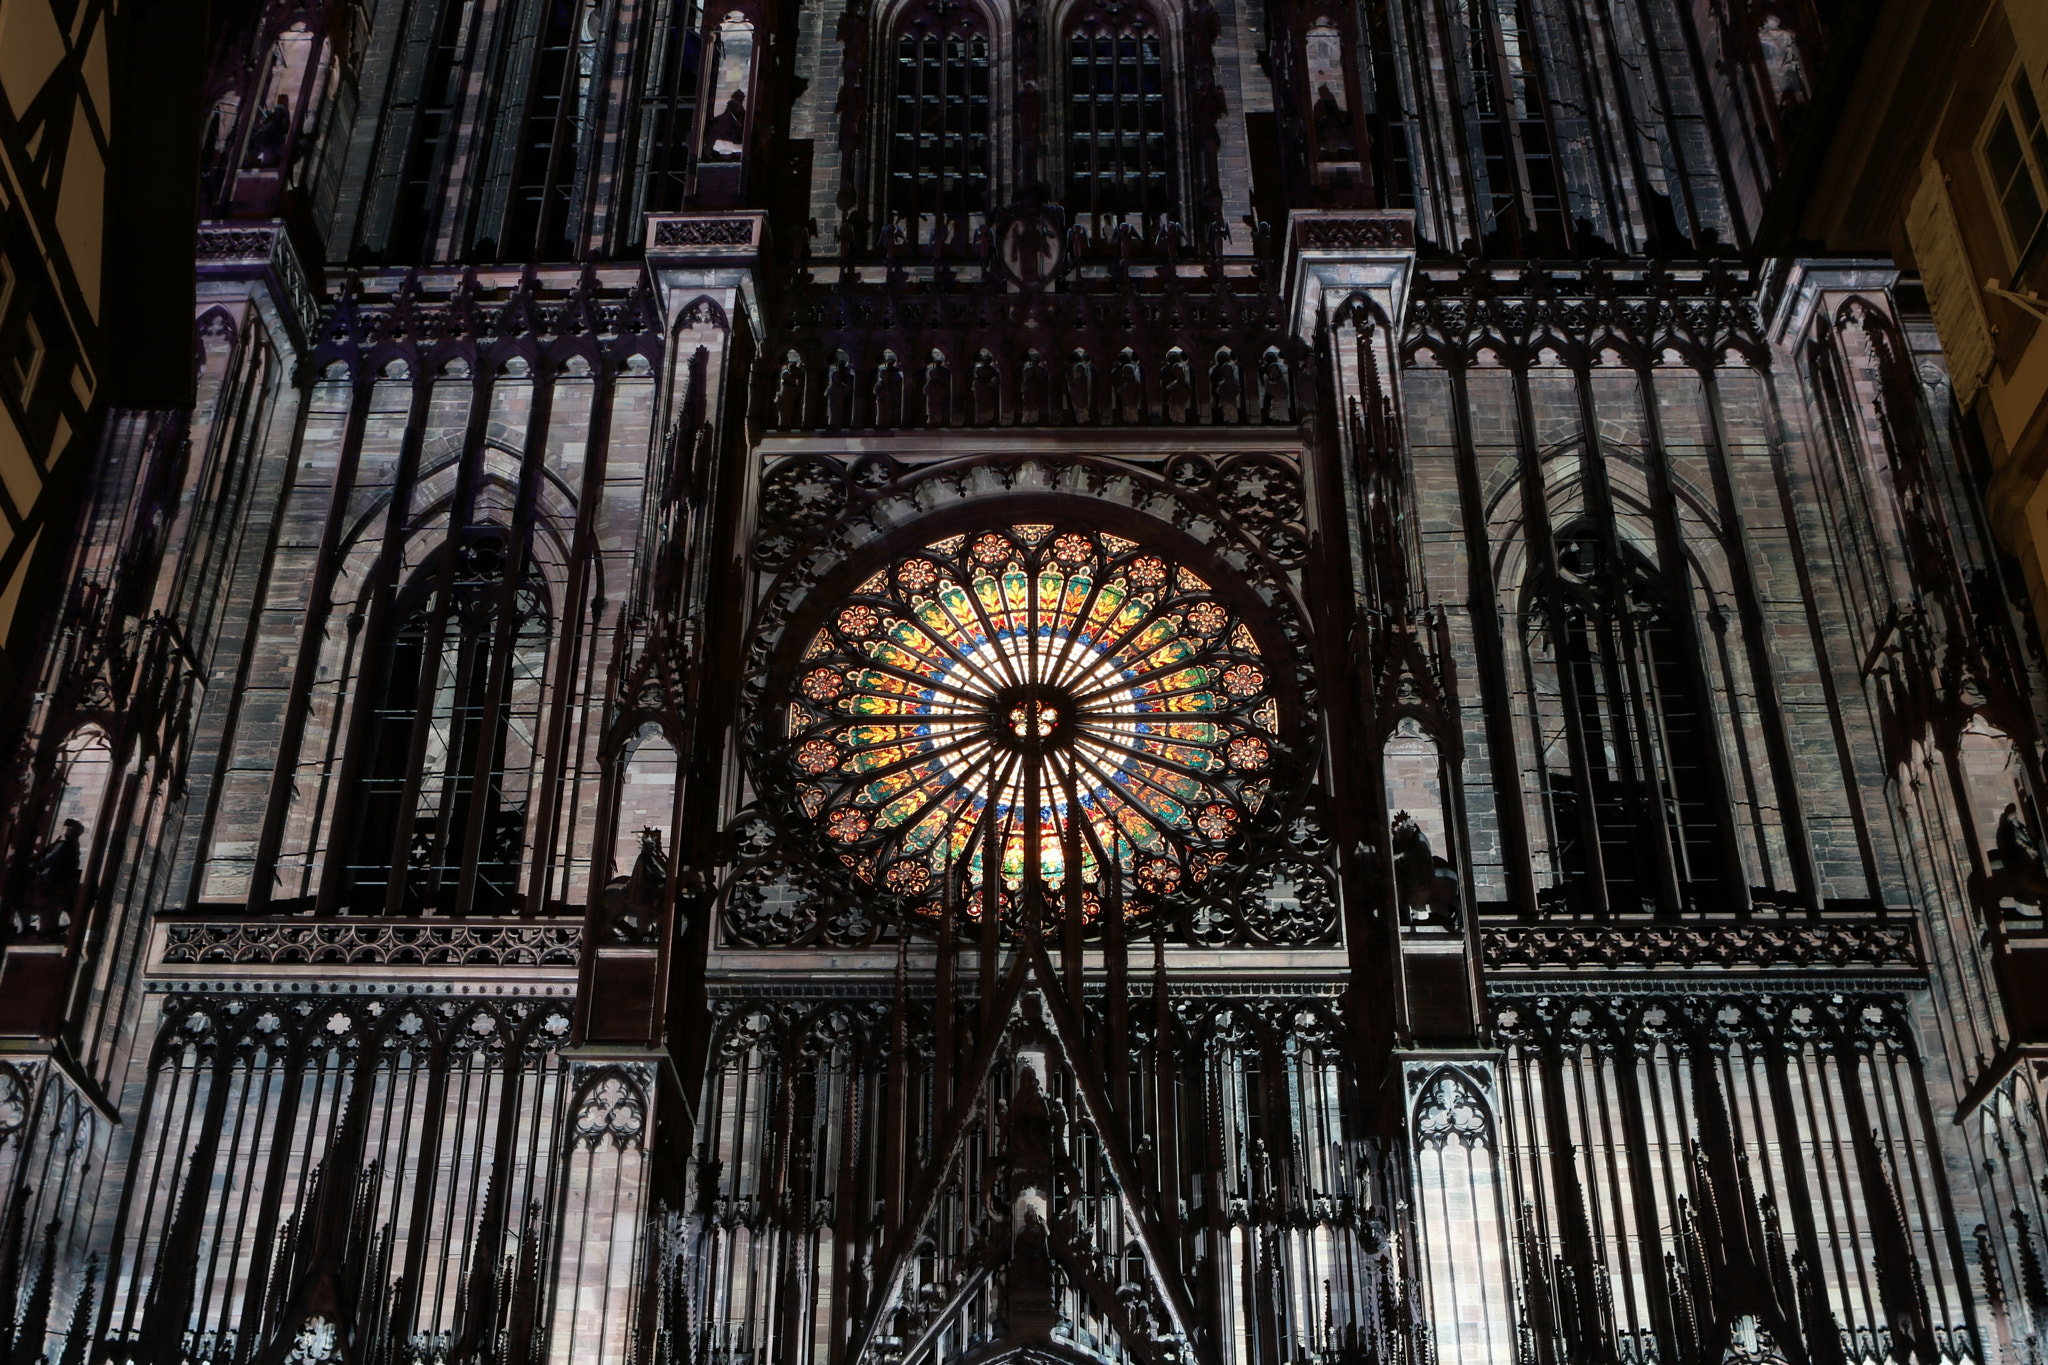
(774, 523, 1288, 920)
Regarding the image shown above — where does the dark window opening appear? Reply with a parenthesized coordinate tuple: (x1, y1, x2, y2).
(388, 0, 471, 262)
(1065, 11, 1171, 239)
(1466, 0, 1566, 255)
(347, 533, 548, 915)
(1985, 69, 2048, 274)
(1362, 0, 1415, 211)
(1537, 536, 1724, 915)
(506, 0, 599, 261)
(886, 19, 991, 249)
(623, 0, 703, 245)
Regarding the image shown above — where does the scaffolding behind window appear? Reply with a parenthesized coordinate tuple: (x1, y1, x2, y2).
(1361, 0, 1415, 209)
(348, 532, 549, 915)
(388, 0, 471, 260)
(1529, 535, 1724, 914)
(506, 0, 601, 260)
(623, 0, 703, 245)
(886, 12, 990, 247)
(1463, 0, 1565, 254)
(1065, 7, 1171, 237)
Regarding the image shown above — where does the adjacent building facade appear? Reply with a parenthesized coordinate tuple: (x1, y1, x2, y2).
(2, 0, 2046, 1362)
(0, 0, 115, 701)
(1799, 1, 2048, 659)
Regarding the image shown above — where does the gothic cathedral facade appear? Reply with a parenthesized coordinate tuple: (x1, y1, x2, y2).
(0, 0, 2041, 1362)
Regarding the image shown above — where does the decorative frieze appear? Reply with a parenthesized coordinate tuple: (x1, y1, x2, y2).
(1293, 213, 1418, 249)
(649, 215, 760, 247)
(1479, 918, 1921, 973)
(157, 915, 582, 968)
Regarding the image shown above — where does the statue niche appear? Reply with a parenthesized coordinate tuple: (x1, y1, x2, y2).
(1393, 811, 1461, 930)
(1301, 14, 1372, 205)
(695, 12, 757, 205)
(1993, 802, 2048, 916)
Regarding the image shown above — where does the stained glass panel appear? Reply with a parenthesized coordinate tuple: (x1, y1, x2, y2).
(778, 524, 1280, 920)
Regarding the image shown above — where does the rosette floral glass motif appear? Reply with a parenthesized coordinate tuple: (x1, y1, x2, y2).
(782, 524, 1282, 919)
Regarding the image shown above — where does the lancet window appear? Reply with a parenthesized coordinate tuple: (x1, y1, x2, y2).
(886, 5, 992, 246)
(1525, 532, 1725, 914)
(622, 0, 704, 239)
(346, 531, 550, 914)
(1463, 0, 1566, 253)
(387, 0, 470, 260)
(1064, 3, 1172, 237)
(1360, 0, 1416, 208)
(505, 0, 602, 259)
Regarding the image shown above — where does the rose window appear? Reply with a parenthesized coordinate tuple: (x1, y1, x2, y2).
(776, 523, 1287, 920)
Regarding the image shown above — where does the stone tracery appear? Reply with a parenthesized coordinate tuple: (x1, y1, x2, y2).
(775, 522, 1285, 921)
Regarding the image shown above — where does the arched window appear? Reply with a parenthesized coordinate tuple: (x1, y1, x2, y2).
(1526, 533, 1725, 914)
(1463, 0, 1566, 254)
(1065, 3, 1172, 237)
(386, 0, 471, 260)
(886, 7, 991, 246)
(505, 0, 603, 260)
(347, 531, 550, 914)
(622, 0, 705, 240)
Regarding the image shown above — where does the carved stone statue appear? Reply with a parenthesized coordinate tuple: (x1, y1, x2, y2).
(1314, 84, 1355, 159)
(1996, 803, 2048, 911)
(775, 352, 805, 428)
(1020, 350, 1048, 423)
(921, 349, 951, 426)
(601, 829, 669, 943)
(1066, 220, 1091, 264)
(1111, 219, 1142, 265)
(1391, 811, 1461, 929)
(12, 818, 83, 941)
(1066, 349, 1095, 423)
(1206, 214, 1232, 260)
(246, 95, 292, 168)
(1112, 348, 1145, 424)
(971, 350, 999, 425)
(705, 89, 747, 159)
(1002, 1062, 1060, 1332)
(1162, 348, 1194, 424)
(873, 351, 904, 427)
(1259, 347, 1292, 423)
(824, 353, 854, 427)
(1210, 347, 1242, 423)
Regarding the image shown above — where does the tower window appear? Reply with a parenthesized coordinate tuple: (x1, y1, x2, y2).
(623, 0, 704, 239)
(387, 0, 471, 260)
(1530, 535, 1724, 914)
(886, 9, 991, 248)
(1065, 6, 1171, 237)
(347, 532, 550, 915)
(1465, 0, 1566, 254)
(506, 0, 601, 260)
